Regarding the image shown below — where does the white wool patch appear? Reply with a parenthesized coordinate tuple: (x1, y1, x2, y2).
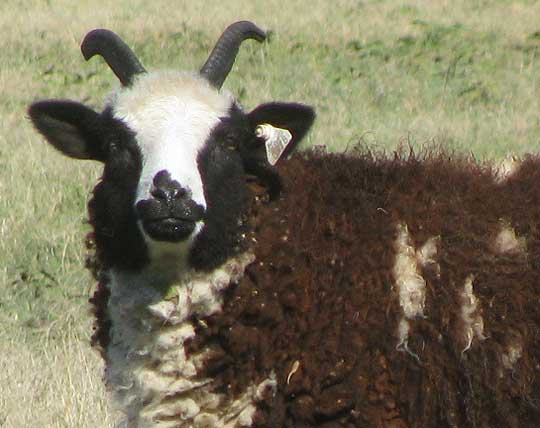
(494, 156, 520, 183)
(105, 252, 277, 428)
(396, 318, 411, 350)
(493, 223, 527, 255)
(393, 224, 439, 353)
(111, 71, 234, 247)
(460, 275, 486, 353)
(501, 342, 523, 370)
(394, 224, 428, 320)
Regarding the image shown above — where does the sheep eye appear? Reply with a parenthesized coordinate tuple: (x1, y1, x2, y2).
(223, 136, 238, 151)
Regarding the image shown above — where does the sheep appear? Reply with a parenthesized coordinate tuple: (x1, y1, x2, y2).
(28, 21, 540, 428)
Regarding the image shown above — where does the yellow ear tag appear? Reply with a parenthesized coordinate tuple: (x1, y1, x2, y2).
(255, 124, 293, 166)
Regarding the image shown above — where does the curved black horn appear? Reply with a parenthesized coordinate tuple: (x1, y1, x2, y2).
(200, 21, 267, 89)
(81, 29, 146, 87)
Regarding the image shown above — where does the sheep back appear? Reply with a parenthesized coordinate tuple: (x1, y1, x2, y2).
(188, 148, 540, 428)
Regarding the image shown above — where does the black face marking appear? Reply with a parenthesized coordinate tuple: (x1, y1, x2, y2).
(88, 108, 149, 271)
(188, 103, 315, 270)
(189, 107, 255, 270)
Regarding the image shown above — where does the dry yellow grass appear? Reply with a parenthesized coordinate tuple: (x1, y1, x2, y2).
(2, 1, 540, 426)
(0, 322, 114, 428)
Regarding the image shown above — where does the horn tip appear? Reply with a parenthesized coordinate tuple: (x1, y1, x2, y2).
(229, 20, 268, 42)
(81, 28, 111, 61)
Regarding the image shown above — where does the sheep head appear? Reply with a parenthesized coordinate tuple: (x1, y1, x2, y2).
(28, 22, 315, 274)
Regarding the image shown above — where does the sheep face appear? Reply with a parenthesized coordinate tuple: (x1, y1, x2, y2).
(28, 71, 314, 272)
(112, 72, 232, 249)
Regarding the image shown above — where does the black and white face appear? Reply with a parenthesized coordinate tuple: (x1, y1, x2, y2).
(28, 23, 315, 272)
(29, 70, 314, 272)
(114, 72, 232, 246)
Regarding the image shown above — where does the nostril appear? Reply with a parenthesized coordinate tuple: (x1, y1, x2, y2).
(174, 187, 188, 199)
(151, 170, 190, 202)
(151, 186, 168, 200)
(151, 184, 188, 201)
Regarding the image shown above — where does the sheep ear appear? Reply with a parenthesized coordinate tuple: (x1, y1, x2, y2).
(28, 100, 106, 161)
(247, 102, 315, 162)
(241, 103, 314, 199)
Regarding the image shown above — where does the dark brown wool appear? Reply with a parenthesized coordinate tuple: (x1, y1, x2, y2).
(86, 232, 111, 359)
(92, 148, 540, 428)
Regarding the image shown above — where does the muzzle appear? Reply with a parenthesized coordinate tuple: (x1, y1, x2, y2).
(136, 170, 205, 242)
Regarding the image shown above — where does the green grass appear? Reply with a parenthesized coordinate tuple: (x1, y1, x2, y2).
(2, 1, 540, 426)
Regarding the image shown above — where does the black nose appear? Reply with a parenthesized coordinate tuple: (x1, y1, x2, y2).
(136, 170, 205, 242)
(151, 170, 188, 205)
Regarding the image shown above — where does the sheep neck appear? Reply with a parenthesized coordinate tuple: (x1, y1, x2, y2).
(103, 251, 275, 428)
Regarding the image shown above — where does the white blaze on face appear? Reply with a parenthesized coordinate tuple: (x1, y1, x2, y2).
(112, 71, 233, 237)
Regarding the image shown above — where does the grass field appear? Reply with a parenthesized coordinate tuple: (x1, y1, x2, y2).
(2, 1, 540, 426)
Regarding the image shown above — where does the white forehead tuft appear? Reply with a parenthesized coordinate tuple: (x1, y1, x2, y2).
(110, 71, 233, 118)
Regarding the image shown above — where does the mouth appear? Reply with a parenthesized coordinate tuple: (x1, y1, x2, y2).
(141, 217, 197, 242)
(136, 196, 205, 243)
